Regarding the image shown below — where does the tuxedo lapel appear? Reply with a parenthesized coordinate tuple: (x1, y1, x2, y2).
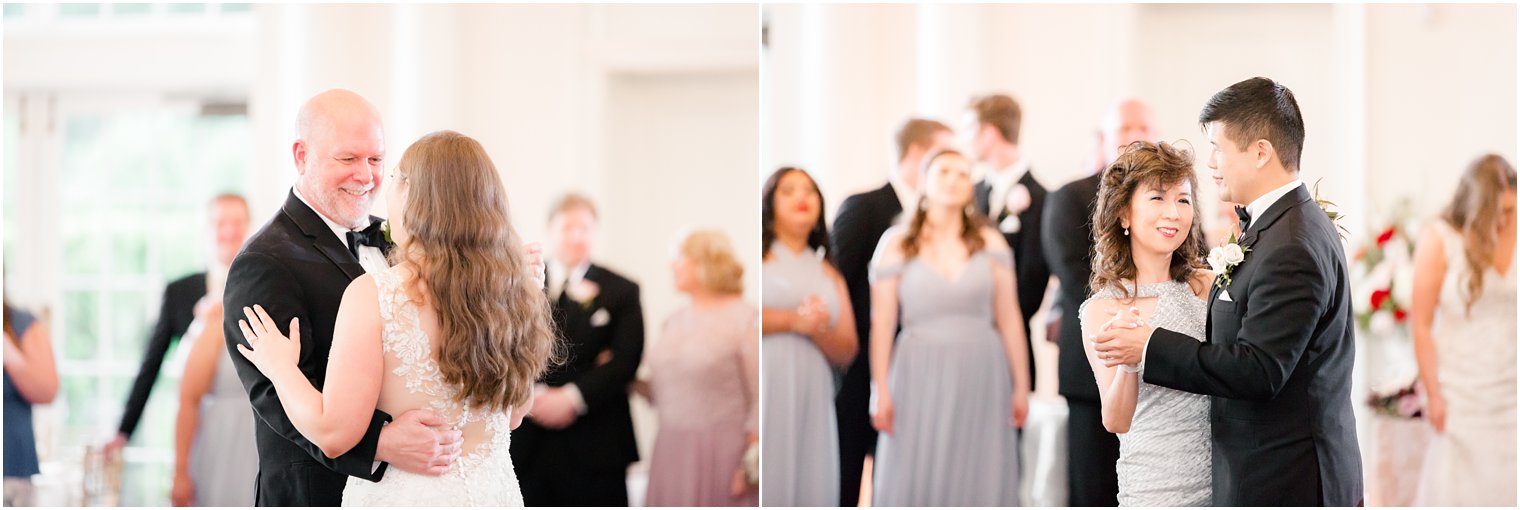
(1238, 184, 1312, 248)
(280, 191, 366, 280)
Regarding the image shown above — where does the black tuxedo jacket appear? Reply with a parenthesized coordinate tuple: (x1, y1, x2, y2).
(829, 183, 905, 412)
(974, 171, 1050, 385)
(510, 263, 644, 475)
(223, 191, 391, 506)
(119, 271, 206, 437)
(1144, 184, 1363, 506)
(1041, 172, 1102, 403)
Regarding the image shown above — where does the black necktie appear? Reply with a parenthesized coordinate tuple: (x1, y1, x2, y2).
(1235, 205, 1251, 233)
(346, 219, 386, 260)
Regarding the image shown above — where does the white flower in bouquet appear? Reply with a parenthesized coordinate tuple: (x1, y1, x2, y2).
(1369, 309, 1397, 336)
(1392, 265, 1416, 310)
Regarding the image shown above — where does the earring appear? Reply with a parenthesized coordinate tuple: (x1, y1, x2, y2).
(1123, 227, 1130, 236)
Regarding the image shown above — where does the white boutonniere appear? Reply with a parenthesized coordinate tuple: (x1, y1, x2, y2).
(380, 219, 393, 244)
(1208, 232, 1251, 289)
(566, 279, 600, 309)
(998, 184, 1032, 234)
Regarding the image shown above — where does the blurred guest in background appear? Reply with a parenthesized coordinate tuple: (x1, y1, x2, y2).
(1412, 154, 1517, 506)
(830, 118, 953, 506)
(171, 290, 256, 505)
(760, 167, 857, 506)
(966, 93, 1048, 391)
(642, 229, 759, 506)
(513, 193, 645, 506)
(4, 300, 57, 507)
(106, 194, 250, 458)
(1041, 98, 1155, 506)
(868, 149, 1030, 506)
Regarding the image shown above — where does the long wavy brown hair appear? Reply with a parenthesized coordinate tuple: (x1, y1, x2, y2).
(1442, 153, 1518, 313)
(391, 130, 559, 412)
(1091, 141, 1208, 302)
(900, 149, 987, 258)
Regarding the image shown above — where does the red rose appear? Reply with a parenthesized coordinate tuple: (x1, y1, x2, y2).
(1376, 227, 1396, 247)
(1371, 288, 1391, 310)
(1394, 308, 1408, 322)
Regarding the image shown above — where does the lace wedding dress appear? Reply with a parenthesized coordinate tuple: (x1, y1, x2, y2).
(341, 267, 524, 506)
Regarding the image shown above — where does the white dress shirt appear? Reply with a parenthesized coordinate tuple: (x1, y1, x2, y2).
(1244, 180, 1305, 230)
(987, 159, 1030, 219)
(292, 186, 390, 275)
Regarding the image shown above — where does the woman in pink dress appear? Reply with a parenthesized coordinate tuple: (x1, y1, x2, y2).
(642, 229, 760, 506)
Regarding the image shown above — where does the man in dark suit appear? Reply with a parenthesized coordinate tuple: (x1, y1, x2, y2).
(222, 90, 463, 506)
(104, 194, 249, 457)
(512, 193, 645, 506)
(1042, 98, 1156, 506)
(829, 118, 953, 506)
(1095, 77, 1362, 506)
(965, 93, 1049, 388)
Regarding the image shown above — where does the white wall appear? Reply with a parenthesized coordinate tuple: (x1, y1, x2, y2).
(763, 3, 1517, 239)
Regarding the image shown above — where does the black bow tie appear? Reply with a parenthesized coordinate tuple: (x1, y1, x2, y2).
(1235, 205, 1252, 232)
(346, 219, 386, 260)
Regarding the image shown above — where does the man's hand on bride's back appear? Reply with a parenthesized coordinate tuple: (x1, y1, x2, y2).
(524, 242, 546, 290)
(376, 409, 463, 476)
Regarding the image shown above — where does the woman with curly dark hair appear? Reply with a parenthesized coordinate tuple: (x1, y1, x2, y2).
(1078, 140, 1214, 506)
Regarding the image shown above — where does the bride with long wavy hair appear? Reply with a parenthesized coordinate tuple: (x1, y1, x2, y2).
(236, 130, 559, 506)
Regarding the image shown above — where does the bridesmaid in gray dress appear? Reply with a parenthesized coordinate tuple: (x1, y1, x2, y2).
(868, 150, 1031, 506)
(174, 299, 258, 506)
(1079, 141, 1212, 506)
(759, 168, 859, 506)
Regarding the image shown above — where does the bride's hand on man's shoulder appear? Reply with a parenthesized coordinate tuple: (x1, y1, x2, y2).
(234, 304, 302, 376)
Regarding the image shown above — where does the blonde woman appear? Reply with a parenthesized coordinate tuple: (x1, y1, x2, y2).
(235, 130, 557, 506)
(1412, 154, 1517, 506)
(643, 229, 759, 506)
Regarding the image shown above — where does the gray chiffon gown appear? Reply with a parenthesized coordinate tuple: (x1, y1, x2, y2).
(188, 327, 259, 506)
(760, 243, 842, 506)
(870, 249, 1021, 507)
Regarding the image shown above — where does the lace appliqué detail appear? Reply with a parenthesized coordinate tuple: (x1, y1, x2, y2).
(341, 269, 522, 507)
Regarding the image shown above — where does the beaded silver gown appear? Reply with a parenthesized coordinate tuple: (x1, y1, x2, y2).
(1080, 280, 1212, 507)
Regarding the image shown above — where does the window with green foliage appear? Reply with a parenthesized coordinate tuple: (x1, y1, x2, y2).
(6, 102, 251, 506)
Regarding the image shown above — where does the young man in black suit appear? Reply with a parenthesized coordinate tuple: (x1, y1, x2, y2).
(511, 193, 645, 506)
(105, 194, 250, 457)
(829, 118, 952, 506)
(222, 90, 469, 506)
(1094, 77, 1363, 506)
(965, 93, 1049, 390)
(1041, 98, 1156, 506)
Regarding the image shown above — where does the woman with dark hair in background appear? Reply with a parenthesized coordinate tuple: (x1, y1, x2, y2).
(1411, 154, 1517, 506)
(759, 167, 857, 506)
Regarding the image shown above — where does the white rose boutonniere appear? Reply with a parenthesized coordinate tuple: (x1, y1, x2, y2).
(566, 279, 601, 309)
(998, 184, 1032, 234)
(1210, 232, 1252, 289)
